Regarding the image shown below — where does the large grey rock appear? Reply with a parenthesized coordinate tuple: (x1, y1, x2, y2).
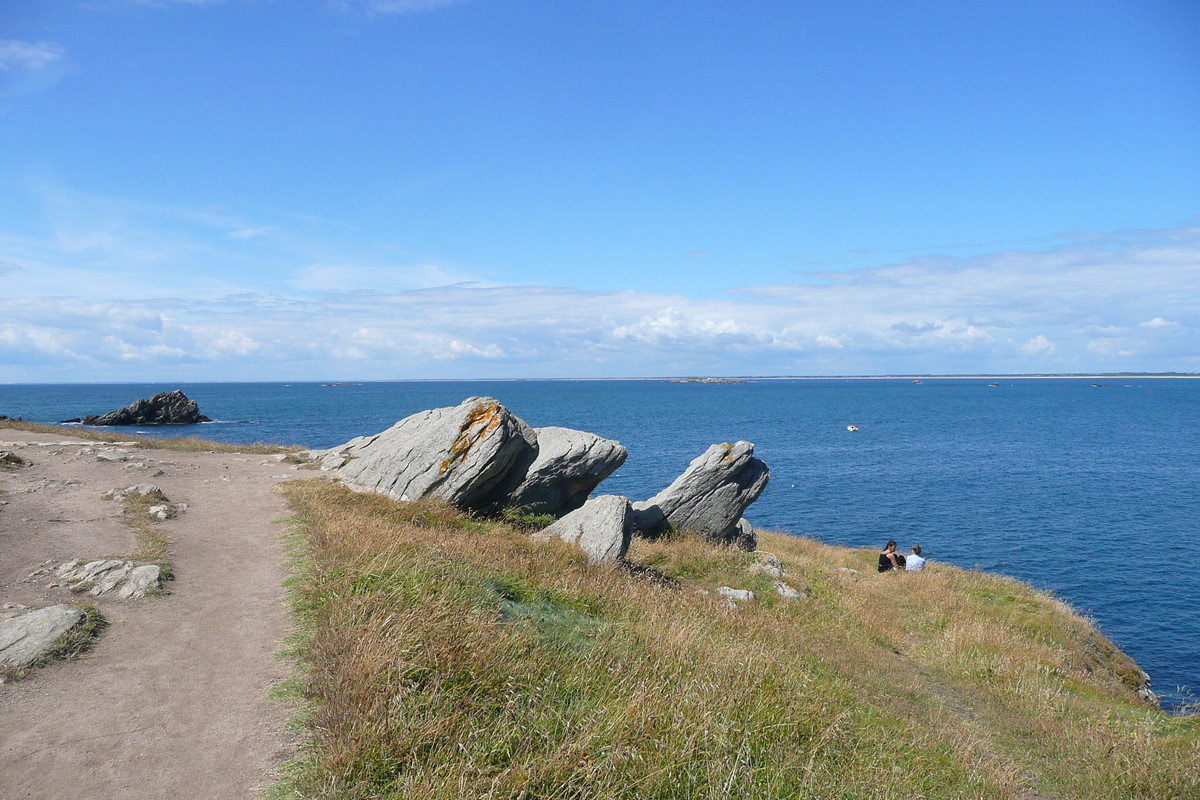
(507, 426, 627, 516)
(83, 390, 210, 426)
(0, 605, 84, 667)
(331, 397, 539, 514)
(631, 441, 769, 547)
(533, 495, 633, 565)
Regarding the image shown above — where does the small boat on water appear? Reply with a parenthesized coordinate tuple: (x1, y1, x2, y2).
(847, 424, 859, 432)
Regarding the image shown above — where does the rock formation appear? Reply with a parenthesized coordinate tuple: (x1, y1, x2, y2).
(51, 559, 163, 598)
(532, 494, 633, 565)
(326, 397, 539, 514)
(83, 390, 211, 426)
(507, 427, 627, 516)
(631, 441, 769, 548)
(0, 605, 84, 667)
(308, 400, 769, 551)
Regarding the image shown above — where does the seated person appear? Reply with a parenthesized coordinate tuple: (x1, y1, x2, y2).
(878, 540, 901, 572)
(905, 544, 927, 572)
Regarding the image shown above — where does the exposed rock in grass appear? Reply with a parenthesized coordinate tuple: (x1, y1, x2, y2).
(751, 551, 785, 578)
(774, 581, 805, 600)
(732, 518, 757, 550)
(507, 426, 627, 516)
(0, 604, 85, 667)
(118, 565, 163, 599)
(83, 390, 211, 426)
(0, 449, 25, 467)
(321, 397, 539, 513)
(533, 494, 633, 565)
(147, 504, 174, 520)
(632, 441, 769, 548)
(717, 586, 756, 603)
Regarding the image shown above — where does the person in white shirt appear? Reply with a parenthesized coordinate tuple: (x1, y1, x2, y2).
(905, 544, 927, 572)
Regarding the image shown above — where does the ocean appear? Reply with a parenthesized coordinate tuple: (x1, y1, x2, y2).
(2, 377, 1197, 709)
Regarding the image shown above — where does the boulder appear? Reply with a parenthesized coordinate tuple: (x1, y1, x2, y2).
(631, 441, 769, 548)
(0, 450, 25, 467)
(0, 605, 84, 667)
(83, 390, 211, 426)
(507, 426, 627, 516)
(533, 495, 633, 565)
(332, 397, 539, 514)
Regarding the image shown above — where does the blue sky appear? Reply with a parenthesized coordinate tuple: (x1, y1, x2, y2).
(1, 0, 1198, 380)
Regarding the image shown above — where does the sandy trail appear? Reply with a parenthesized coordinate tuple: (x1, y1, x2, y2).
(0, 431, 300, 800)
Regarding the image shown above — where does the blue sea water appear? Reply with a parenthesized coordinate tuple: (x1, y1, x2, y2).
(2, 378, 1198, 709)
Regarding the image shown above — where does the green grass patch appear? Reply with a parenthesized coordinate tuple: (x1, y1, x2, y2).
(44, 605, 108, 662)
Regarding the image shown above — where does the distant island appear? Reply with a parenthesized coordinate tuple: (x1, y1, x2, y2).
(671, 377, 747, 384)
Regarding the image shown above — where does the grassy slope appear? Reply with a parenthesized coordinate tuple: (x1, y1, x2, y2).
(274, 480, 1200, 800)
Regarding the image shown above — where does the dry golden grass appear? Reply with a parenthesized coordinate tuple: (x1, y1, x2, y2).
(274, 480, 1200, 800)
(0, 418, 301, 454)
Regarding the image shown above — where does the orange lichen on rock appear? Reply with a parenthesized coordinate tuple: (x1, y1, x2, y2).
(438, 400, 502, 475)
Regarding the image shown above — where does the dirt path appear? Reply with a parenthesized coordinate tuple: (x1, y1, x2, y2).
(0, 432, 302, 799)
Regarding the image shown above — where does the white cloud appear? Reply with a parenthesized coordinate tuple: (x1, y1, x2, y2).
(1, 187, 1199, 381)
(1020, 335, 1056, 356)
(330, 0, 467, 15)
(0, 40, 66, 72)
(227, 227, 271, 240)
(0, 40, 69, 99)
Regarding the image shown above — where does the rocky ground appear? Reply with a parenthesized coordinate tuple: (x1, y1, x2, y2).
(0, 431, 301, 799)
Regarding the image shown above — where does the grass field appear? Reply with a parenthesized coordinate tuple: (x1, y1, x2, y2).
(269, 479, 1200, 799)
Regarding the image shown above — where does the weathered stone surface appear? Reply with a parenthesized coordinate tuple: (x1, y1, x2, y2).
(732, 518, 757, 551)
(83, 390, 211, 426)
(632, 441, 769, 547)
(118, 565, 162, 599)
(0, 605, 84, 667)
(533, 495, 633, 565)
(717, 586, 756, 603)
(774, 581, 805, 600)
(0, 449, 25, 466)
(750, 551, 784, 578)
(91, 564, 131, 596)
(104, 484, 165, 502)
(507, 427, 627, 515)
(330, 397, 539, 513)
(53, 559, 162, 598)
(148, 504, 174, 520)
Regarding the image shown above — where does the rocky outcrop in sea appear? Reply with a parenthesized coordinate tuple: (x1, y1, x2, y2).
(82, 390, 211, 426)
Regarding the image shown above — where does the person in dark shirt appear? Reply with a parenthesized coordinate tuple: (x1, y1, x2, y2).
(878, 540, 902, 572)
